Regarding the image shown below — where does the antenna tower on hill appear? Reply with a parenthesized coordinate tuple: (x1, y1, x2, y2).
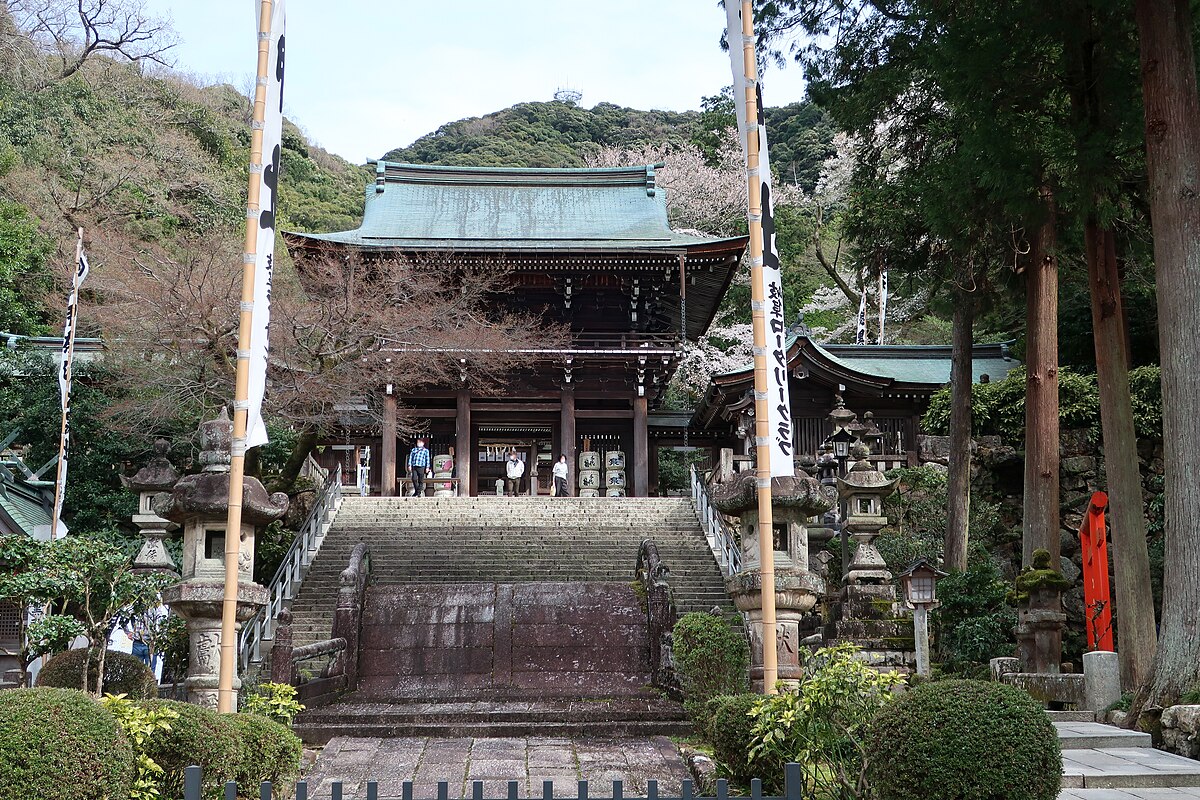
(554, 86, 582, 105)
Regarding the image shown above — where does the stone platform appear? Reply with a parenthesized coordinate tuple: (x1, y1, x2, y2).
(1057, 721, 1200, 798)
(301, 736, 691, 800)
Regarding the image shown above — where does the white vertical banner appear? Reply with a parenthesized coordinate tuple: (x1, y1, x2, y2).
(856, 272, 868, 345)
(878, 270, 888, 344)
(246, 0, 286, 448)
(52, 239, 90, 536)
(726, 0, 794, 477)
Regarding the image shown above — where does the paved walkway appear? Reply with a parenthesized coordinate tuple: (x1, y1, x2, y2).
(1057, 721, 1200, 800)
(302, 736, 691, 800)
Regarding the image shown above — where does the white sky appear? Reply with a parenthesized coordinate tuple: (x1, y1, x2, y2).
(142, 0, 809, 163)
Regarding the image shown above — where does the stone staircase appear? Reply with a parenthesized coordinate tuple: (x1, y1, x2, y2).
(285, 496, 734, 743)
(286, 496, 734, 651)
(1052, 712, 1200, 797)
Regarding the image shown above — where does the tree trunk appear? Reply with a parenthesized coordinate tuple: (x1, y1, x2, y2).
(1129, 0, 1200, 712)
(1022, 186, 1061, 569)
(944, 286, 974, 572)
(1085, 221, 1158, 690)
(271, 425, 319, 494)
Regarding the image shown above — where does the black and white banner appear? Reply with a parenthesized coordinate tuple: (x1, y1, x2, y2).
(878, 270, 889, 344)
(856, 272, 868, 345)
(53, 243, 90, 535)
(246, 0, 286, 448)
(726, 0, 795, 477)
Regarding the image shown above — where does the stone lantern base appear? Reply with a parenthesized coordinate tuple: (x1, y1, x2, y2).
(824, 582, 915, 672)
(161, 580, 269, 708)
(727, 570, 824, 691)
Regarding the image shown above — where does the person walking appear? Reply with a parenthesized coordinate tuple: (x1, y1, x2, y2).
(407, 437, 431, 497)
(505, 450, 525, 496)
(552, 454, 569, 497)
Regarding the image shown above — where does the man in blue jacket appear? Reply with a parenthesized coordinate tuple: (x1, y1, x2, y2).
(407, 437, 431, 497)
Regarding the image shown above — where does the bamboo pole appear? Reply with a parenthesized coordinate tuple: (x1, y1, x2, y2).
(738, 0, 779, 694)
(50, 227, 84, 542)
(217, 0, 273, 714)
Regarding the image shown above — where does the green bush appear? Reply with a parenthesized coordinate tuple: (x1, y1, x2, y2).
(138, 699, 243, 795)
(242, 681, 306, 725)
(934, 557, 1018, 675)
(36, 648, 158, 698)
(672, 612, 749, 722)
(707, 694, 760, 783)
(227, 713, 304, 790)
(0, 687, 135, 800)
(750, 644, 905, 797)
(101, 693, 180, 800)
(865, 679, 1061, 800)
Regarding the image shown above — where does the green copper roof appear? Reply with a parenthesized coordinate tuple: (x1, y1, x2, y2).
(821, 342, 1018, 385)
(286, 162, 744, 252)
(0, 464, 52, 539)
(715, 333, 1018, 387)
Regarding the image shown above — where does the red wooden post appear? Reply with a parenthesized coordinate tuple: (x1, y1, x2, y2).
(1079, 491, 1114, 651)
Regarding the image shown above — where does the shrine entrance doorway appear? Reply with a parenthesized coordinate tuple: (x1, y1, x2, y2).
(475, 428, 554, 496)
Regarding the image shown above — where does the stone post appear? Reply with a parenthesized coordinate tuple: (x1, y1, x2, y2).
(1083, 650, 1121, 712)
(913, 606, 931, 677)
(270, 608, 294, 685)
(1014, 549, 1070, 674)
(156, 409, 288, 708)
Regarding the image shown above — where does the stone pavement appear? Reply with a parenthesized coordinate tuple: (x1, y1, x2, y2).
(1056, 721, 1200, 800)
(302, 736, 692, 800)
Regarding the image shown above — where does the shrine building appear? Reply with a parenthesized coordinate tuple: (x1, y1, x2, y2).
(285, 162, 748, 497)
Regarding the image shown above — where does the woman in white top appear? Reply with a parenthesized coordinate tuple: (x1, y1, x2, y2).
(552, 455, 570, 497)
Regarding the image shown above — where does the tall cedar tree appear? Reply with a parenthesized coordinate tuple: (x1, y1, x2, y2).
(1129, 0, 1200, 713)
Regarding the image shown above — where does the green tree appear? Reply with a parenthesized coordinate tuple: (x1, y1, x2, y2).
(0, 200, 53, 335)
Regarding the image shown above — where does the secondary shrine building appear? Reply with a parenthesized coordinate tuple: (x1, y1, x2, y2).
(284, 162, 1019, 497)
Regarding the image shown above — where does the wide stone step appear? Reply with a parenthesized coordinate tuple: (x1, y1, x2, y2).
(292, 696, 691, 745)
(1060, 747, 1200, 789)
(1056, 722, 1153, 750)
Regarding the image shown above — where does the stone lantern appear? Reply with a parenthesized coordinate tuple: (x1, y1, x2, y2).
(155, 409, 288, 708)
(709, 462, 834, 690)
(122, 439, 181, 576)
(823, 441, 914, 671)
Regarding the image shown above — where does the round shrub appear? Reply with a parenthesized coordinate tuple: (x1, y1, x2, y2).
(708, 694, 760, 783)
(865, 679, 1061, 800)
(228, 712, 304, 790)
(36, 648, 158, 698)
(139, 698, 243, 794)
(672, 612, 749, 721)
(0, 687, 135, 800)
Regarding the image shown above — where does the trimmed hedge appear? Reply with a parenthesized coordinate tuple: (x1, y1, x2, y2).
(865, 679, 1061, 800)
(672, 613, 749, 722)
(0, 687, 135, 800)
(228, 712, 304, 789)
(139, 699, 243, 794)
(36, 648, 158, 699)
(707, 694, 760, 783)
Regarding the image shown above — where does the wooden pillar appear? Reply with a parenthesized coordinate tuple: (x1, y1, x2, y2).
(560, 387, 576, 492)
(633, 394, 649, 497)
(381, 390, 397, 497)
(456, 389, 471, 497)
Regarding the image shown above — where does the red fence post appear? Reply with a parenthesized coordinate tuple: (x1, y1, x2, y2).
(1079, 490, 1114, 651)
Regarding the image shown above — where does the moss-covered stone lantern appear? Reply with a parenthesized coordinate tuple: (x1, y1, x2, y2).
(155, 409, 288, 707)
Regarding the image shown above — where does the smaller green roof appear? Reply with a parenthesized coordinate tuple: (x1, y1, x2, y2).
(821, 342, 1018, 386)
(0, 464, 53, 539)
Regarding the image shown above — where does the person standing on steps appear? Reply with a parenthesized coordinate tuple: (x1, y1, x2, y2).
(552, 454, 569, 497)
(407, 437, 431, 497)
(505, 450, 525, 497)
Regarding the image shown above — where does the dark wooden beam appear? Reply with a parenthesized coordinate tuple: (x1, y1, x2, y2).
(381, 391, 397, 497)
(456, 390, 471, 497)
(633, 394, 649, 497)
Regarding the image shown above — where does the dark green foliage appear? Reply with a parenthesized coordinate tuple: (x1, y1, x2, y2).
(934, 558, 1018, 675)
(707, 694, 760, 783)
(923, 366, 1163, 444)
(672, 612, 750, 721)
(0, 200, 54, 335)
(226, 713, 304, 790)
(36, 648, 158, 698)
(865, 680, 1062, 800)
(0, 687, 135, 800)
(656, 448, 707, 495)
(138, 699, 243, 795)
